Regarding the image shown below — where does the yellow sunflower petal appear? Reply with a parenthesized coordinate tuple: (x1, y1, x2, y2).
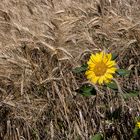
(98, 76, 104, 85)
(137, 122, 140, 128)
(105, 73, 113, 79)
(95, 52, 104, 62)
(85, 70, 92, 76)
(85, 71, 95, 79)
(103, 56, 108, 63)
(107, 60, 116, 67)
(90, 54, 97, 63)
(106, 67, 117, 74)
(87, 61, 95, 68)
(107, 53, 112, 61)
(99, 51, 104, 60)
(87, 59, 93, 65)
(91, 76, 99, 84)
(104, 78, 110, 84)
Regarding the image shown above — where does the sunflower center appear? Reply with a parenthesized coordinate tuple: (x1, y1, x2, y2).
(93, 62, 107, 76)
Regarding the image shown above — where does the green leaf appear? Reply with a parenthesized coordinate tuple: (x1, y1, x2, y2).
(73, 64, 88, 74)
(133, 127, 139, 136)
(106, 81, 118, 90)
(111, 107, 122, 120)
(75, 85, 96, 96)
(91, 133, 103, 140)
(112, 53, 118, 60)
(123, 91, 140, 99)
(116, 69, 131, 77)
(132, 127, 140, 139)
(135, 116, 140, 122)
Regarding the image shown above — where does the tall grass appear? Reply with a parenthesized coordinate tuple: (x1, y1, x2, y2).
(0, 0, 140, 139)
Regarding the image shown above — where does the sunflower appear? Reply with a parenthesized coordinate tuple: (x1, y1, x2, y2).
(85, 52, 117, 85)
(136, 122, 140, 128)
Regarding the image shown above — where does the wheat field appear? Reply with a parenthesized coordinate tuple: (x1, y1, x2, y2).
(0, 0, 140, 140)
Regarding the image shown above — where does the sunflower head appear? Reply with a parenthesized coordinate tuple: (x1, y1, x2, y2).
(85, 52, 117, 85)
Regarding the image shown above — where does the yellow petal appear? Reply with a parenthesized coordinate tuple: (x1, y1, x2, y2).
(106, 67, 117, 74)
(107, 61, 116, 67)
(90, 54, 97, 63)
(107, 53, 112, 61)
(105, 73, 113, 79)
(98, 76, 104, 85)
(137, 122, 140, 128)
(85, 70, 92, 75)
(87, 59, 93, 65)
(104, 78, 110, 84)
(99, 51, 104, 60)
(103, 56, 108, 63)
(91, 76, 99, 84)
(86, 71, 95, 79)
(88, 63, 95, 68)
(95, 52, 103, 62)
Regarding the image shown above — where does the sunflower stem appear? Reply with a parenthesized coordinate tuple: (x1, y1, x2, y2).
(113, 78, 126, 108)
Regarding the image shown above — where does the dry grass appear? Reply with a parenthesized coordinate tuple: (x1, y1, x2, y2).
(0, 0, 140, 140)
